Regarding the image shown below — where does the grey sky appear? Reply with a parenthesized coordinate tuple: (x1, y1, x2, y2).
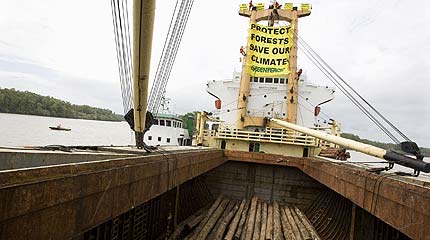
(0, 0, 429, 146)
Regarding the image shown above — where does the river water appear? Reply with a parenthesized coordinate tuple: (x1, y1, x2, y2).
(1, 113, 428, 179)
(0, 113, 134, 147)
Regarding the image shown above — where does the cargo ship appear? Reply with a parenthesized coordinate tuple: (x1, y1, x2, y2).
(0, 1, 428, 240)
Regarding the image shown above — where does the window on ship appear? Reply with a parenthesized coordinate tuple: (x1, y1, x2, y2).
(158, 137, 162, 141)
(259, 77, 264, 83)
(159, 120, 165, 126)
(274, 78, 279, 83)
(265, 78, 273, 83)
(148, 136, 152, 140)
(154, 119, 158, 125)
(166, 120, 171, 127)
(167, 138, 171, 143)
(280, 78, 285, 84)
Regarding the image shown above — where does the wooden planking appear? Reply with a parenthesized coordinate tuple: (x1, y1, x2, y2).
(175, 196, 320, 240)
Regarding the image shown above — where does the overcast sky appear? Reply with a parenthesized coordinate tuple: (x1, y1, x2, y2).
(0, 0, 429, 146)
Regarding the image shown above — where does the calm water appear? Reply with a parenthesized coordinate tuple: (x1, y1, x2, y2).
(1, 113, 428, 179)
(0, 113, 134, 147)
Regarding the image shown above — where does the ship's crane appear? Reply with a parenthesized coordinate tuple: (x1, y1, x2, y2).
(111, 0, 193, 149)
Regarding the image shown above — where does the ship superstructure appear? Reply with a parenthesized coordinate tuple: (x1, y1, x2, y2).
(196, 2, 339, 157)
(196, 2, 428, 176)
(207, 71, 335, 129)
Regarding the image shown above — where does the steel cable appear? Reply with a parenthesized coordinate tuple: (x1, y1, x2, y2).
(148, 0, 194, 114)
(297, 35, 411, 142)
(288, 29, 403, 144)
(147, 0, 182, 113)
(110, 0, 133, 114)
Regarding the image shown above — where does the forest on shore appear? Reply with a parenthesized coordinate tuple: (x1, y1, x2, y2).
(0, 88, 123, 121)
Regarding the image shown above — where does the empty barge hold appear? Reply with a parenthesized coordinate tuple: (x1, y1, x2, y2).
(0, 147, 423, 240)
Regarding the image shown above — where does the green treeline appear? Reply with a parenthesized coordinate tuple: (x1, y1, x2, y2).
(0, 88, 123, 121)
(341, 133, 430, 157)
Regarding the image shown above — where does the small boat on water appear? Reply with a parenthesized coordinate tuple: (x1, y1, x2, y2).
(49, 124, 71, 131)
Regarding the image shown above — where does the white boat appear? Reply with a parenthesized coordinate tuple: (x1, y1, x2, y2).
(144, 98, 192, 146)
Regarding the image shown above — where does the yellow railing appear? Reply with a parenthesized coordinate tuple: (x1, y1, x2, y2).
(204, 127, 318, 147)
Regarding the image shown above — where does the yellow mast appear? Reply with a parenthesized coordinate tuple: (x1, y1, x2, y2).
(237, 3, 311, 128)
(132, 0, 156, 147)
(236, 10, 257, 129)
(286, 9, 298, 123)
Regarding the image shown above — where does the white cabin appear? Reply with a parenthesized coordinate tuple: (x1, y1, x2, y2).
(206, 72, 335, 129)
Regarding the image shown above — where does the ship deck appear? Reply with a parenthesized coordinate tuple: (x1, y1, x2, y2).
(0, 146, 428, 239)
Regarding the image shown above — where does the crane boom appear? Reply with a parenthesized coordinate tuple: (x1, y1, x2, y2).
(132, 0, 156, 148)
(270, 118, 430, 173)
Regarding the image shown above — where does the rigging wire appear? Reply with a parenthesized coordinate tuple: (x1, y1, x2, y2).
(110, 0, 133, 114)
(298, 43, 401, 144)
(148, 0, 194, 114)
(297, 35, 411, 142)
(157, 0, 195, 113)
(156, 0, 195, 112)
(274, 21, 410, 144)
(121, 0, 134, 111)
(110, 0, 126, 113)
(288, 28, 406, 144)
(147, 0, 181, 114)
(117, 0, 133, 111)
